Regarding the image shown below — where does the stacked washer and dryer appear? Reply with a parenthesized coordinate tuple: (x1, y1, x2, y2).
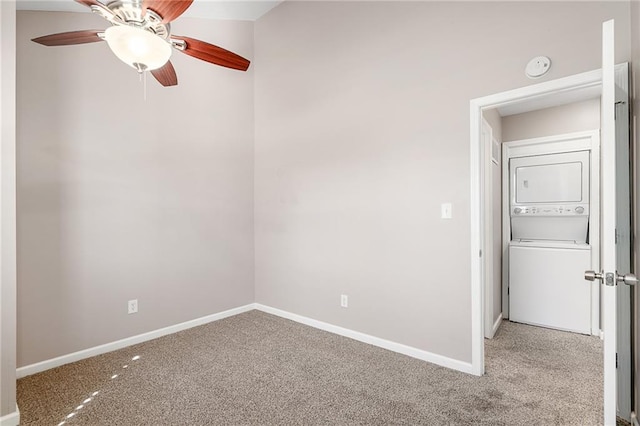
(508, 150, 592, 335)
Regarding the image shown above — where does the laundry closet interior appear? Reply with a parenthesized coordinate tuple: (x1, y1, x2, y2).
(482, 94, 603, 340)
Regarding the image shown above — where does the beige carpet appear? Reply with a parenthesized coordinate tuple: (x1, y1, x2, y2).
(18, 310, 603, 425)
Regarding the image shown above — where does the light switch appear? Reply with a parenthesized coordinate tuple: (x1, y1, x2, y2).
(441, 203, 452, 219)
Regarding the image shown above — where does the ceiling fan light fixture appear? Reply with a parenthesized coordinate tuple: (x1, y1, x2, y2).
(104, 25, 171, 72)
(33, 0, 250, 87)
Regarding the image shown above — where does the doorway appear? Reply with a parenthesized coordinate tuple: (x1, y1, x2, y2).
(495, 128, 600, 335)
(469, 64, 633, 422)
(470, 67, 606, 374)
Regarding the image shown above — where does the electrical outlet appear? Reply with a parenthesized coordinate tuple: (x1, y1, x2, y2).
(128, 299, 138, 314)
(341, 294, 348, 308)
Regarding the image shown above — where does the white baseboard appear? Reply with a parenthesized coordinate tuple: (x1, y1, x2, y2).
(255, 304, 474, 375)
(0, 406, 19, 426)
(18, 302, 475, 379)
(492, 313, 503, 336)
(17, 304, 255, 379)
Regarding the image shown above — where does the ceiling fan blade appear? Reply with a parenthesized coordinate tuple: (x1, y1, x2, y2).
(143, 0, 193, 23)
(32, 30, 104, 47)
(151, 61, 178, 87)
(172, 36, 250, 71)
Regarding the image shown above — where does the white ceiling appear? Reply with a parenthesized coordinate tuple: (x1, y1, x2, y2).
(16, 0, 283, 21)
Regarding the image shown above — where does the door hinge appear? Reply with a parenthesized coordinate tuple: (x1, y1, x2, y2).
(507, 287, 510, 295)
(479, 249, 482, 257)
(615, 229, 618, 244)
(616, 352, 618, 368)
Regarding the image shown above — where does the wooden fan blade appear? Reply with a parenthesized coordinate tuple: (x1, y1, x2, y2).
(151, 61, 178, 87)
(143, 0, 193, 23)
(32, 30, 104, 47)
(172, 36, 250, 71)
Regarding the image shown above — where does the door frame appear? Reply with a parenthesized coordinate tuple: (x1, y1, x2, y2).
(470, 66, 617, 376)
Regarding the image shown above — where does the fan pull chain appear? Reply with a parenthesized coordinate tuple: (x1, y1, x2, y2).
(138, 71, 147, 101)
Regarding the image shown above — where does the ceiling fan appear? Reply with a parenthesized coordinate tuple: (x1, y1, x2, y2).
(31, 0, 251, 87)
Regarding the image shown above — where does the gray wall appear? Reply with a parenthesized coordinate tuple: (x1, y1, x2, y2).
(502, 98, 601, 141)
(16, 11, 255, 367)
(1, 0, 17, 418)
(254, 1, 630, 363)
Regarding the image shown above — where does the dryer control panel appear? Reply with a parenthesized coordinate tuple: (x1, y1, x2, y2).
(512, 204, 589, 216)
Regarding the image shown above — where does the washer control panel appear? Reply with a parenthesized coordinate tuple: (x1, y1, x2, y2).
(512, 204, 589, 216)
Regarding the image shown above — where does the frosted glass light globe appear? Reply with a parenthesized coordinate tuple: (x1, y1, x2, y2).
(104, 25, 172, 72)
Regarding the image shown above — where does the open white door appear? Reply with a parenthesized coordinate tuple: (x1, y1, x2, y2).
(600, 18, 617, 425)
(589, 19, 636, 425)
(614, 64, 633, 422)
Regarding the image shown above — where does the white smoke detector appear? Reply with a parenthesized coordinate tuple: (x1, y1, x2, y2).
(525, 56, 551, 79)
